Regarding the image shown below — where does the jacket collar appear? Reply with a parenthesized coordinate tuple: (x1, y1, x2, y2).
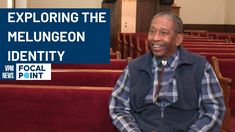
(177, 46, 195, 65)
(134, 46, 195, 75)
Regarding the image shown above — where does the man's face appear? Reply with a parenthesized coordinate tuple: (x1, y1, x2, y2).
(148, 16, 181, 58)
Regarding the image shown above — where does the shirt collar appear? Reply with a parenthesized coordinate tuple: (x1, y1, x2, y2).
(152, 48, 179, 69)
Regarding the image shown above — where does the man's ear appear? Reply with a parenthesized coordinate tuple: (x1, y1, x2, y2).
(176, 33, 183, 46)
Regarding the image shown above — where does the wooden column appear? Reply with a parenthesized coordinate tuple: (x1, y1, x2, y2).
(136, 0, 173, 32)
(172, 4, 181, 16)
(102, 1, 121, 52)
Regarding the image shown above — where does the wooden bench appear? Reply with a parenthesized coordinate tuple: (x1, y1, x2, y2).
(52, 59, 128, 70)
(186, 48, 235, 53)
(183, 44, 235, 49)
(110, 52, 121, 59)
(183, 38, 226, 43)
(210, 57, 233, 132)
(0, 69, 122, 87)
(210, 57, 235, 109)
(0, 84, 117, 132)
(197, 53, 235, 60)
(183, 42, 235, 45)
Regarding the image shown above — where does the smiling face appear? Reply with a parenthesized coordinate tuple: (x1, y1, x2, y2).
(148, 15, 183, 59)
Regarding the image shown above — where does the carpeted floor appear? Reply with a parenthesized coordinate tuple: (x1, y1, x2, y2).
(231, 110, 235, 131)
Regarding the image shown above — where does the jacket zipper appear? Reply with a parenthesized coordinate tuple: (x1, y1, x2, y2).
(160, 104, 165, 118)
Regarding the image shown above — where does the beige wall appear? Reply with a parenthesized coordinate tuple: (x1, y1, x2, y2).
(27, 0, 102, 8)
(15, 0, 27, 8)
(13, 0, 235, 25)
(225, 0, 235, 24)
(121, 0, 137, 33)
(175, 0, 225, 24)
(0, 0, 7, 8)
(1, 0, 14, 8)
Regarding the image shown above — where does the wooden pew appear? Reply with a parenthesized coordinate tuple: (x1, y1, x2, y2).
(0, 69, 122, 87)
(183, 44, 235, 49)
(136, 36, 149, 57)
(183, 42, 235, 45)
(52, 59, 128, 70)
(210, 58, 235, 108)
(122, 33, 132, 59)
(126, 33, 148, 59)
(186, 48, 235, 53)
(230, 35, 235, 43)
(183, 38, 226, 43)
(0, 84, 117, 132)
(184, 30, 208, 37)
(117, 32, 125, 58)
(183, 31, 235, 43)
(110, 52, 121, 59)
(210, 57, 232, 132)
(183, 36, 210, 39)
(129, 35, 149, 58)
(197, 53, 235, 60)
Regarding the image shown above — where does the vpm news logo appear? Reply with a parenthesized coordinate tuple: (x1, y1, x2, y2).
(16, 63, 51, 80)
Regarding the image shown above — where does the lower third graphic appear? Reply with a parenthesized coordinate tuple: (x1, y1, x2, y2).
(16, 63, 51, 80)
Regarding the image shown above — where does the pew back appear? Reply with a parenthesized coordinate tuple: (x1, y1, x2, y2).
(0, 85, 116, 132)
(0, 69, 122, 87)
